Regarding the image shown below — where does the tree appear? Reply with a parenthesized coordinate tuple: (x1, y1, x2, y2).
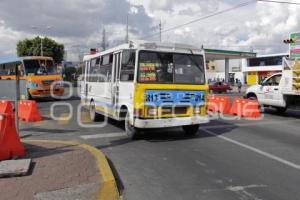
(64, 66, 77, 82)
(16, 37, 64, 63)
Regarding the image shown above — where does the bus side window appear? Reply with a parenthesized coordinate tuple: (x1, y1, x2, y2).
(120, 50, 135, 82)
(89, 57, 100, 82)
(18, 64, 25, 77)
(99, 54, 113, 82)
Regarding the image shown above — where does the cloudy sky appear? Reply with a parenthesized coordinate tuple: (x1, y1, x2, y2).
(0, 0, 299, 61)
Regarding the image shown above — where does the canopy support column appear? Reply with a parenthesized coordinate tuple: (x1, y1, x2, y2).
(225, 58, 229, 83)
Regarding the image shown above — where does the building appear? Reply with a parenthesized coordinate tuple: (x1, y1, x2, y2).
(206, 59, 247, 84)
(245, 53, 288, 85)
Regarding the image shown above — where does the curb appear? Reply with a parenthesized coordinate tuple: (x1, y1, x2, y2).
(22, 139, 120, 200)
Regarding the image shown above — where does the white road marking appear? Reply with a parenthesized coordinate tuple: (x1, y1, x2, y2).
(226, 185, 266, 200)
(201, 128, 300, 171)
(226, 184, 266, 192)
(80, 132, 127, 139)
(203, 119, 300, 130)
(203, 184, 266, 199)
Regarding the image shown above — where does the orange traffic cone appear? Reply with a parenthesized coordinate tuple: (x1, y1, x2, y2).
(18, 100, 42, 122)
(0, 101, 25, 161)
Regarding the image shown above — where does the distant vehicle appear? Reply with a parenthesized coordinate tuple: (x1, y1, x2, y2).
(246, 57, 300, 113)
(209, 81, 232, 93)
(81, 41, 209, 138)
(0, 56, 64, 99)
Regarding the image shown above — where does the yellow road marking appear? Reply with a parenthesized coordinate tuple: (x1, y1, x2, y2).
(22, 139, 120, 200)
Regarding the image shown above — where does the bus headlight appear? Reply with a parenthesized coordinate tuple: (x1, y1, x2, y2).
(28, 81, 39, 89)
(194, 107, 201, 114)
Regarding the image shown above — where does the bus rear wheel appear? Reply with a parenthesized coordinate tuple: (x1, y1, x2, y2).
(182, 124, 200, 136)
(125, 112, 140, 140)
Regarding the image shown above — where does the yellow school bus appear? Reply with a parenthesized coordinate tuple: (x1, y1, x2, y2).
(0, 56, 64, 99)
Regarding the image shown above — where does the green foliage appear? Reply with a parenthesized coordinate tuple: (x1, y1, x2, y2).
(76, 63, 84, 75)
(16, 37, 64, 63)
(64, 67, 77, 82)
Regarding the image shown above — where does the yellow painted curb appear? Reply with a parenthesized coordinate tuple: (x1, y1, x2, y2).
(22, 139, 120, 200)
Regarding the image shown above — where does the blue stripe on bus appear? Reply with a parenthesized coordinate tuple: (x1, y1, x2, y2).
(94, 100, 114, 109)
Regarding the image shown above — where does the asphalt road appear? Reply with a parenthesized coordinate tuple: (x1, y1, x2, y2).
(20, 93, 300, 200)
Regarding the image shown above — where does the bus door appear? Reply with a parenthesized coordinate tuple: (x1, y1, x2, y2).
(112, 52, 122, 116)
(83, 61, 90, 101)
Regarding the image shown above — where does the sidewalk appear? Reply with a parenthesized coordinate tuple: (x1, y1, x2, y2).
(0, 140, 119, 200)
(230, 85, 248, 93)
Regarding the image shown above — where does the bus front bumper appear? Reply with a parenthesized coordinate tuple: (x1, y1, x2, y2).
(133, 115, 210, 129)
(29, 88, 65, 98)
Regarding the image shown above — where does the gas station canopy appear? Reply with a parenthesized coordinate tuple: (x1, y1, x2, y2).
(205, 48, 256, 60)
(204, 48, 257, 83)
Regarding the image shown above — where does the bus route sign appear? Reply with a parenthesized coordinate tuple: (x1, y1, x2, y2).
(290, 32, 300, 58)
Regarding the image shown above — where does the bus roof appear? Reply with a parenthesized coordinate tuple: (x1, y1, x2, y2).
(0, 56, 20, 65)
(83, 40, 204, 61)
(0, 56, 53, 65)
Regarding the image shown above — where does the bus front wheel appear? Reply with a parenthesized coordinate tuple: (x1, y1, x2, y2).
(182, 124, 200, 136)
(89, 101, 103, 122)
(125, 112, 140, 140)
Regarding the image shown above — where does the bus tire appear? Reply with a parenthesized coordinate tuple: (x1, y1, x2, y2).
(125, 112, 140, 140)
(27, 90, 33, 100)
(182, 124, 200, 136)
(89, 101, 102, 122)
(275, 107, 287, 114)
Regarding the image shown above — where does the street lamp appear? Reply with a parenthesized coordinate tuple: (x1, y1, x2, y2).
(31, 26, 52, 57)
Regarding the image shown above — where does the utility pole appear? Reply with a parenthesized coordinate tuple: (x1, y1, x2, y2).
(41, 37, 43, 56)
(159, 20, 162, 42)
(102, 27, 106, 51)
(125, 15, 129, 43)
(31, 26, 51, 56)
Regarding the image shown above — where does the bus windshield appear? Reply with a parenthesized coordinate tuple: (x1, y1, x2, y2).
(138, 51, 205, 84)
(23, 59, 58, 76)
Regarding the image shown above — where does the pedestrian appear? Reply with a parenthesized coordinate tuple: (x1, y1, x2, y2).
(237, 80, 242, 93)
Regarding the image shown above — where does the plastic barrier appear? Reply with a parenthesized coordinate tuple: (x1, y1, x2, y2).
(207, 95, 218, 112)
(0, 100, 15, 131)
(18, 100, 42, 122)
(218, 96, 231, 114)
(0, 100, 25, 161)
(208, 96, 261, 118)
(242, 99, 261, 119)
(229, 98, 244, 117)
(0, 100, 14, 115)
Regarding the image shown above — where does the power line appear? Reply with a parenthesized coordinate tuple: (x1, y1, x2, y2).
(257, 0, 300, 5)
(143, 0, 256, 39)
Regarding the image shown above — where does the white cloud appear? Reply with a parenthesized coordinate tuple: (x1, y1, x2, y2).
(0, 0, 300, 60)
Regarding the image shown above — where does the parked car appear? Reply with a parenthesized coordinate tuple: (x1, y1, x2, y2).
(209, 82, 232, 93)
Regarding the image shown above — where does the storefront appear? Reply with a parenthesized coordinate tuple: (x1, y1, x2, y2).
(246, 53, 288, 85)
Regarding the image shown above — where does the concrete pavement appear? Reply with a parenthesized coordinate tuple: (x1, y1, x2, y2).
(14, 96, 300, 200)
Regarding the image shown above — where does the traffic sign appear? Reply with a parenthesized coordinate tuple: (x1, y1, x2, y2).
(290, 32, 300, 58)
